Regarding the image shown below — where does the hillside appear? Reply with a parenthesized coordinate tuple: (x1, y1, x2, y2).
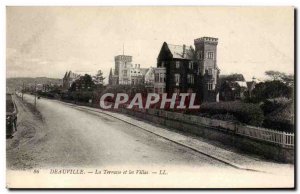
(6, 77, 62, 92)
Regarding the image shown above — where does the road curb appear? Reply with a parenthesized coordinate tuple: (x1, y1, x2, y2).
(64, 103, 264, 173)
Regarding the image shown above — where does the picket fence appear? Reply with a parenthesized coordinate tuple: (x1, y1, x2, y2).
(235, 125, 294, 147)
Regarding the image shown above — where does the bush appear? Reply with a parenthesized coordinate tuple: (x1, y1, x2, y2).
(263, 119, 294, 133)
(260, 97, 290, 115)
(263, 100, 294, 132)
(200, 101, 264, 126)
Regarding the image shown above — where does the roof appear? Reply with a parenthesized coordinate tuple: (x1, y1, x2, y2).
(246, 81, 256, 90)
(139, 68, 149, 75)
(235, 81, 247, 88)
(166, 43, 194, 60)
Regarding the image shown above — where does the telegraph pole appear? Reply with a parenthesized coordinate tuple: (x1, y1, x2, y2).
(22, 82, 24, 100)
(34, 81, 37, 107)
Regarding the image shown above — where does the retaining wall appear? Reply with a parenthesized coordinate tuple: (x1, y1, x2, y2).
(62, 100, 294, 163)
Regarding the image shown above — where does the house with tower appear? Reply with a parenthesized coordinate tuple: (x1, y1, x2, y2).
(108, 36, 220, 103)
(155, 36, 220, 102)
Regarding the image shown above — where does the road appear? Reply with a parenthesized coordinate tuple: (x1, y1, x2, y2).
(7, 94, 228, 169)
(6, 94, 294, 188)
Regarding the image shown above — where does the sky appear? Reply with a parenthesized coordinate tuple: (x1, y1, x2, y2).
(6, 7, 294, 83)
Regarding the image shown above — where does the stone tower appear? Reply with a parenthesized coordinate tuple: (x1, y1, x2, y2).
(194, 37, 220, 102)
(114, 55, 132, 85)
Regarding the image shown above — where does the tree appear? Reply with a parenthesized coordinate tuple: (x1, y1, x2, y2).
(220, 74, 245, 82)
(93, 70, 105, 86)
(250, 80, 293, 102)
(69, 74, 95, 92)
(265, 70, 284, 81)
(265, 70, 294, 86)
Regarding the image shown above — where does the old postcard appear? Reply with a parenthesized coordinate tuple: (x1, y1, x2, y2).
(6, 6, 295, 188)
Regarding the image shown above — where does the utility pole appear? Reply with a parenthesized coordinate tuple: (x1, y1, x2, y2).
(22, 82, 24, 100)
(34, 81, 37, 108)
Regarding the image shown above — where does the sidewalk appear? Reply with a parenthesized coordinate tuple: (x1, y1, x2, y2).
(61, 101, 294, 174)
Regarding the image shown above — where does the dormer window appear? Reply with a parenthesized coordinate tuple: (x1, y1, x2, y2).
(161, 61, 165, 67)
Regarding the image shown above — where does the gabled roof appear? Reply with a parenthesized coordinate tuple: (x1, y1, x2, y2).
(235, 81, 247, 88)
(166, 43, 194, 60)
(63, 71, 68, 79)
(246, 81, 256, 90)
(139, 68, 149, 75)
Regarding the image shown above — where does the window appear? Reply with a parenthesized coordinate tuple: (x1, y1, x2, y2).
(161, 61, 165, 67)
(208, 68, 213, 75)
(207, 52, 214, 59)
(175, 74, 180, 85)
(187, 74, 194, 84)
(159, 73, 165, 83)
(197, 51, 203, 59)
(123, 70, 127, 76)
(208, 82, 214, 90)
(176, 61, 180, 69)
(155, 73, 159, 82)
(188, 62, 193, 69)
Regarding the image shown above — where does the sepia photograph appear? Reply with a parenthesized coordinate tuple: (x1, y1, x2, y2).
(5, 6, 295, 188)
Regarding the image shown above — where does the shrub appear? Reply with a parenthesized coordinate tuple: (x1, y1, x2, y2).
(200, 101, 264, 126)
(263, 119, 294, 133)
(263, 100, 294, 132)
(260, 97, 290, 115)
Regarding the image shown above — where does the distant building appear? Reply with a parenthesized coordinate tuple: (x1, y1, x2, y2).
(220, 80, 247, 101)
(62, 71, 81, 91)
(144, 67, 155, 84)
(108, 55, 149, 85)
(219, 74, 256, 101)
(246, 79, 256, 98)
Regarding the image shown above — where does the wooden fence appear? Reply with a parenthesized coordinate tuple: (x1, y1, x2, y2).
(64, 100, 295, 148)
(235, 125, 294, 147)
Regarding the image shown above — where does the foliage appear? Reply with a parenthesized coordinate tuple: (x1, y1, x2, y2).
(100, 84, 148, 100)
(93, 70, 105, 86)
(260, 97, 290, 115)
(248, 80, 293, 103)
(219, 73, 245, 82)
(265, 70, 294, 86)
(69, 74, 95, 92)
(61, 91, 95, 103)
(200, 101, 264, 126)
(262, 99, 294, 132)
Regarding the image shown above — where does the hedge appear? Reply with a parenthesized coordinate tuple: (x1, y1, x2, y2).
(263, 100, 294, 132)
(200, 101, 264, 127)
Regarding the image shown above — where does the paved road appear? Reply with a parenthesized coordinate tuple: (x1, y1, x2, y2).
(9, 94, 230, 169)
(7, 94, 295, 188)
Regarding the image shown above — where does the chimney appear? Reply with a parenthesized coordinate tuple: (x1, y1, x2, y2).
(183, 44, 186, 58)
